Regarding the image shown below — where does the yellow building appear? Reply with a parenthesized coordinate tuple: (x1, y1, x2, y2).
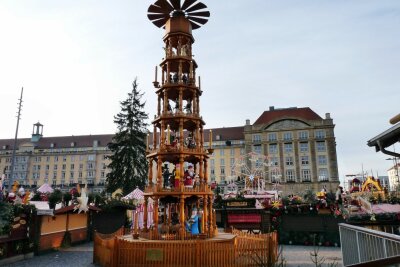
(206, 107, 339, 195)
(0, 123, 112, 193)
(1, 106, 339, 196)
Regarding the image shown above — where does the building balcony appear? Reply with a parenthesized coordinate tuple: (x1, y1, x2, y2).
(147, 144, 208, 156)
(144, 183, 212, 194)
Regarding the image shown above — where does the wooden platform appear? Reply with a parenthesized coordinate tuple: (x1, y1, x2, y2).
(93, 228, 278, 267)
(120, 232, 236, 243)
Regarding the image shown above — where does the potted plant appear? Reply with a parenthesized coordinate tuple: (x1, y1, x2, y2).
(63, 192, 72, 207)
(48, 190, 62, 209)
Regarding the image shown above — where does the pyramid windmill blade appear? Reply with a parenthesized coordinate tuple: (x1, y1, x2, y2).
(148, 4, 165, 14)
(169, 0, 181, 10)
(153, 17, 169, 28)
(181, 0, 197, 11)
(148, 13, 168, 21)
(190, 21, 201, 30)
(154, 0, 174, 13)
(187, 16, 208, 25)
(186, 2, 207, 13)
(187, 11, 210, 17)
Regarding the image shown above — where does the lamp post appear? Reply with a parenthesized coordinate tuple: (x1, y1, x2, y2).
(387, 157, 399, 190)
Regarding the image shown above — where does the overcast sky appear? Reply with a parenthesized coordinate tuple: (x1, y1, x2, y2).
(0, 1, 399, 183)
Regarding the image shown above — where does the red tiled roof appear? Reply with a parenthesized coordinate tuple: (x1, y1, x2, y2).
(54, 204, 101, 214)
(204, 126, 244, 142)
(254, 107, 322, 125)
(0, 134, 114, 150)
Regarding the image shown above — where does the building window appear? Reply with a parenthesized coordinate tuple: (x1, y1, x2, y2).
(230, 148, 234, 156)
(220, 167, 225, 175)
(284, 143, 293, 153)
(79, 172, 83, 178)
(286, 169, 295, 182)
(318, 155, 327, 165)
(52, 180, 57, 186)
(269, 144, 277, 154)
(315, 130, 326, 139)
(210, 168, 215, 175)
(101, 172, 105, 178)
(63, 156, 67, 162)
(220, 159, 225, 166)
(71, 156, 75, 162)
(317, 141, 326, 152)
(301, 169, 311, 182)
(270, 157, 279, 166)
(240, 148, 245, 155)
(79, 164, 83, 170)
(283, 132, 292, 141)
(301, 156, 309, 165)
(299, 142, 309, 152)
(102, 163, 106, 169)
(70, 172, 74, 179)
(298, 131, 309, 140)
(62, 172, 66, 179)
(71, 164, 75, 170)
(88, 171, 94, 178)
(319, 168, 329, 181)
(54, 165, 58, 170)
(88, 154, 95, 161)
(268, 133, 277, 142)
(230, 158, 235, 166)
(270, 170, 281, 183)
(46, 156, 50, 162)
(210, 159, 215, 166)
(253, 134, 261, 142)
(62, 164, 66, 170)
(285, 157, 293, 166)
(87, 163, 94, 169)
(79, 155, 84, 161)
(220, 149, 224, 156)
(53, 172, 57, 179)
(253, 145, 261, 154)
(54, 156, 58, 162)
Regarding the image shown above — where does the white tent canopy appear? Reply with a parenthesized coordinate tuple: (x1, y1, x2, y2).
(123, 187, 144, 201)
(37, 183, 54, 194)
(124, 187, 154, 229)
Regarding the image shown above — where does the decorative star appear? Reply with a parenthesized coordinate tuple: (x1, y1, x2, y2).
(74, 185, 89, 213)
(271, 200, 282, 209)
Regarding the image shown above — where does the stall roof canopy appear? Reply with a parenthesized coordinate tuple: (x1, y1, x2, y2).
(367, 123, 400, 153)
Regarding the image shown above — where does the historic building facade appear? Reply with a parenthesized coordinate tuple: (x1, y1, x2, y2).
(1, 106, 339, 195)
(207, 106, 340, 195)
(0, 123, 112, 193)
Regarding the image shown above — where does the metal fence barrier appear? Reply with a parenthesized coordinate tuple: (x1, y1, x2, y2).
(339, 223, 400, 266)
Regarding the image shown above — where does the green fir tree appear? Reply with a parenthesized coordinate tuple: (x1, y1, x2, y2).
(106, 79, 149, 195)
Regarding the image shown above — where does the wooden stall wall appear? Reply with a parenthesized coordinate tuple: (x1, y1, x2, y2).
(68, 213, 88, 243)
(39, 214, 67, 251)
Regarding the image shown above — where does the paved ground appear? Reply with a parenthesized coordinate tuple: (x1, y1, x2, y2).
(3, 242, 96, 267)
(3, 242, 343, 267)
(282, 245, 343, 267)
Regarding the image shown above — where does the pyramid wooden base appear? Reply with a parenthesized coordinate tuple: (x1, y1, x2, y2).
(93, 229, 278, 267)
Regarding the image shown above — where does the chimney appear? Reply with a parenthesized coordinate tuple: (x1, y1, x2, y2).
(245, 119, 250, 126)
(325, 113, 331, 119)
(269, 106, 275, 111)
